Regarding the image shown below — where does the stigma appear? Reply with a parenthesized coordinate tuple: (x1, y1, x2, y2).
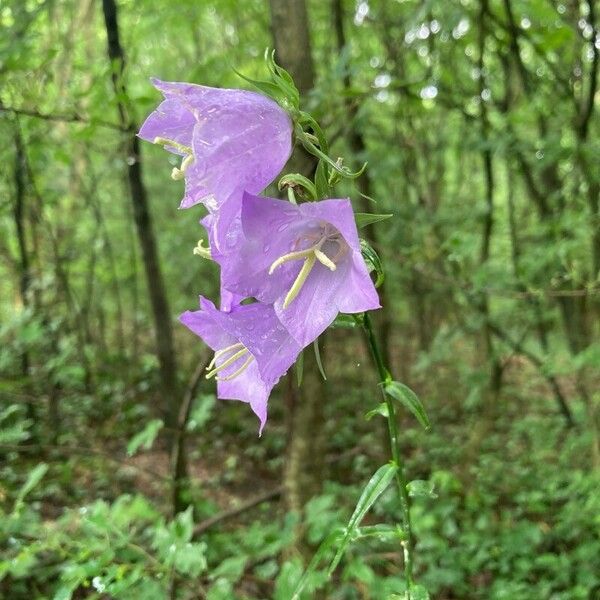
(268, 224, 347, 308)
(193, 239, 212, 259)
(152, 137, 194, 180)
(206, 342, 254, 381)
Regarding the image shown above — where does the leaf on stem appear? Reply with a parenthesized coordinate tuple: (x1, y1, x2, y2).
(328, 463, 398, 574)
(383, 381, 430, 430)
(355, 213, 393, 228)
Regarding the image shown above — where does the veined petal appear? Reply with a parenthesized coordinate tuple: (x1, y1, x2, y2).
(336, 250, 382, 313)
(201, 299, 302, 385)
(275, 258, 351, 347)
(139, 79, 293, 211)
(217, 361, 270, 435)
(298, 199, 362, 253)
(179, 296, 301, 434)
(218, 193, 381, 347)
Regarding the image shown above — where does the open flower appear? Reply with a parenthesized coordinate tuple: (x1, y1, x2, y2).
(218, 192, 381, 347)
(180, 297, 302, 434)
(138, 79, 292, 212)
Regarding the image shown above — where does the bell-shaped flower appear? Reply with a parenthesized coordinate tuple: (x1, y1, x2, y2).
(138, 79, 293, 214)
(180, 296, 302, 434)
(218, 192, 381, 347)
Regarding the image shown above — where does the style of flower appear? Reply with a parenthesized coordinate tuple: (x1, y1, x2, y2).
(138, 78, 293, 213)
(218, 192, 381, 347)
(179, 297, 302, 433)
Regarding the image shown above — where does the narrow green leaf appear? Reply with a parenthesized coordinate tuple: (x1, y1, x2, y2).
(328, 463, 397, 574)
(314, 160, 330, 199)
(233, 69, 288, 106)
(354, 213, 393, 228)
(355, 524, 407, 541)
(300, 134, 367, 179)
(313, 339, 327, 381)
(295, 350, 304, 387)
(384, 381, 430, 430)
(365, 403, 388, 420)
(290, 528, 344, 600)
(360, 239, 384, 287)
(127, 419, 163, 456)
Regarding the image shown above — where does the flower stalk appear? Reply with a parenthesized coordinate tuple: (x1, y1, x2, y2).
(362, 312, 414, 590)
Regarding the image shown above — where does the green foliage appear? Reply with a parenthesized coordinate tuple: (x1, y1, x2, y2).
(1, 0, 599, 598)
(127, 419, 163, 456)
(384, 380, 431, 430)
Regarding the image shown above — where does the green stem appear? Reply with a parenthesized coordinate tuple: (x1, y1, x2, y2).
(362, 312, 414, 591)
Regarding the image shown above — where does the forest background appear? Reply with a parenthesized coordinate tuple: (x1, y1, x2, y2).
(1, 0, 599, 598)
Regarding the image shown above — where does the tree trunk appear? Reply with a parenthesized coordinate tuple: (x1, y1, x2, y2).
(12, 126, 37, 433)
(101, 0, 179, 433)
(269, 0, 314, 95)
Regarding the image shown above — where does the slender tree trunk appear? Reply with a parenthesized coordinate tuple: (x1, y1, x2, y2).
(477, 0, 503, 404)
(269, 0, 314, 94)
(13, 126, 37, 432)
(101, 0, 179, 433)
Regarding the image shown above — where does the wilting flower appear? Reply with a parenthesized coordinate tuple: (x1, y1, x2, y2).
(218, 192, 381, 347)
(180, 296, 302, 433)
(138, 79, 293, 213)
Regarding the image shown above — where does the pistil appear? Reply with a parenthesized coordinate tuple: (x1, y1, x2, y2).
(193, 239, 212, 259)
(152, 137, 194, 180)
(269, 234, 338, 308)
(153, 137, 192, 155)
(171, 154, 194, 180)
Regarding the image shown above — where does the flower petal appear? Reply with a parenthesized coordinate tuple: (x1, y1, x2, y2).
(298, 198, 362, 253)
(275, 258, 351, 347)
(217, 361, 270, 435)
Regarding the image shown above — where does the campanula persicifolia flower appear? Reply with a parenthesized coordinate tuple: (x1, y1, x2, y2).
(217, 192, 381, 347)
(138, 79, 292, 212)
(179, 297, 302, 434)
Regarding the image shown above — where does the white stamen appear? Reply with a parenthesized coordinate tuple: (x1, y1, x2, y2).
(269, 230, 343, 308)
(315, 249, 337, 271)
(206, 347, 249, 379)
(269, 248, 315, 274)
(216, 355, 254, 381)
(206, 342, 244, 371)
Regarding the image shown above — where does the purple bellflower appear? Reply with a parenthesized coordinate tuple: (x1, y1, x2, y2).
(138, 79, 293, 215)
(179, 296, 302, 434)
(218, 192, 381, 347)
